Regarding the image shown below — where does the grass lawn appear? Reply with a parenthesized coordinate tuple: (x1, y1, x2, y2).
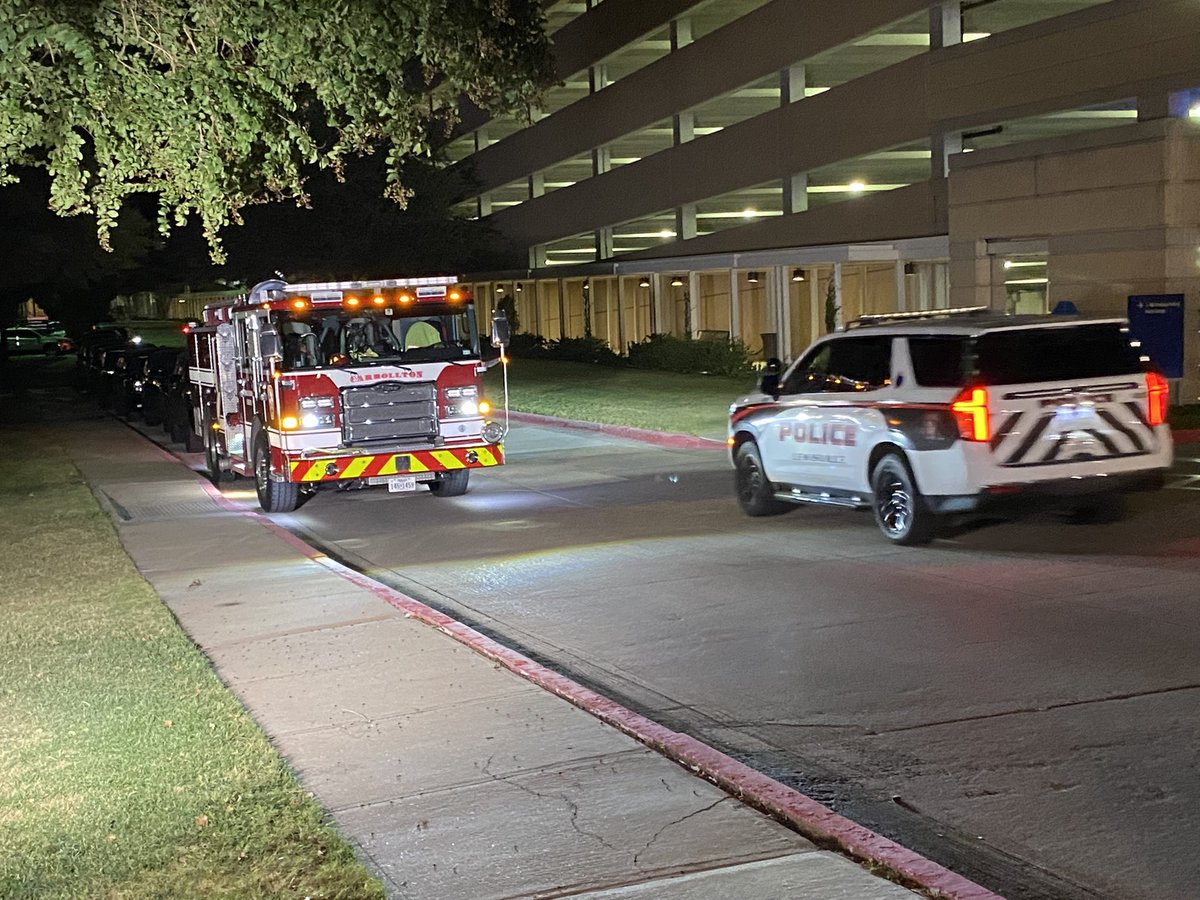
(484, 357, 758, 439)
(0, 416, 382, 897)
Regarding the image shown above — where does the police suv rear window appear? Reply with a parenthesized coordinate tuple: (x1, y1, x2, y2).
(908, 336, 968, 387)
(973, 323, 1143, 385)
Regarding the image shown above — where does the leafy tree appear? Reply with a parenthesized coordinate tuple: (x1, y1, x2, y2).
(824, 277, 840, 333)
(0, 0, 552, 262)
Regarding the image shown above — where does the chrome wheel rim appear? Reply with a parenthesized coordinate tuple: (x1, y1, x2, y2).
(878, 475, 912, 537)
(737, 455, 764, 503)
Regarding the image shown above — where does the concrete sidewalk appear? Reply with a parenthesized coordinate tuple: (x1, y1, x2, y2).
(62, 415, 989, 900)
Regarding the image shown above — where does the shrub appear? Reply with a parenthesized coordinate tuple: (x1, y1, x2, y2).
(543, 335, 623, 366)
(506, 331, 547, 357)
(626, 333, 754, 377)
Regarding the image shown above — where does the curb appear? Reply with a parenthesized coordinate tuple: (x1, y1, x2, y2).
(504, 410, 726, 451)
(185, 471, 997, 900)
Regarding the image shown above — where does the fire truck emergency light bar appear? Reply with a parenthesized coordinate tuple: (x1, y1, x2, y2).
(281, 276, 460, 293)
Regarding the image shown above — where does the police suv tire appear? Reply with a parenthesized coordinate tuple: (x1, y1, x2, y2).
(254, 434, 300, 513)
(871, 453, 935, 546)
(734, 441, 792, 517)
(428, 468, 469, 497)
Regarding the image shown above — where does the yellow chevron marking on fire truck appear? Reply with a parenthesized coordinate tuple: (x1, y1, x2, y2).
(432, 450, 464, 469)
(408, 455, 431, 473)
(343, 457, 372, 479)
(475, 447, 499, 466)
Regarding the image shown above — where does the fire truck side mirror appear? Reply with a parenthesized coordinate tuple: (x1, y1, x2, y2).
(259, 328, 280, 359)
(490, 310, 511, 349)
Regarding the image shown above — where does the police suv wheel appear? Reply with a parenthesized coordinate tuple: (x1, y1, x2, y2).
(734, 441, 792, 517)
(254, 434, 300, 513)
(871, 453, 935, 546)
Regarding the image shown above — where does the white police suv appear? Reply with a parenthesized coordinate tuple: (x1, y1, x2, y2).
(728, 309, 1173, 545)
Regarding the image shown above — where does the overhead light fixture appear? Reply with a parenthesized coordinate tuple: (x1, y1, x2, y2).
(670, 275, 684, 287)
(747, 271, 760, 284)
(903, 262, 916, 275)
(638, 277, 651, 289)
(515, 282, 523, 292)
(742, 207, 757, 218)
(659, 229, 676, 239)
(582, 279, 590, 292)
(791, 268, 806, 283)
(495, 285, 505, 293)
(848, 180, 866, 194)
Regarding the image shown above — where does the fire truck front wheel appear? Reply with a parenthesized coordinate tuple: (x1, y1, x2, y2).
(254, 435, 300, 513)
(204, 427, 235, 484)
(428, 469, 469, 497)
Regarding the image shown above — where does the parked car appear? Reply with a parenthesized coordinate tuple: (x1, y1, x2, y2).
(728, 309, 1173, 544)
(109, 346, 159, 417)
(140, 348, 182, 426)
(75, 327, 130, 391)
(4, 326, 66, 356)
(163, 350, 202, 451)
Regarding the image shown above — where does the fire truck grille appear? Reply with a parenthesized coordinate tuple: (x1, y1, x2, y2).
(342, 381, 438, 445)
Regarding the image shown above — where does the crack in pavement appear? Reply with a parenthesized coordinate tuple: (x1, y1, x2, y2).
(874, 681, 1200, 735)
(633, 796, 729, 866)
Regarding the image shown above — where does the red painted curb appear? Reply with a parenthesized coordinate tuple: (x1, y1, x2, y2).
(505, 410, 725, 451)
(188, 473, 997, 900)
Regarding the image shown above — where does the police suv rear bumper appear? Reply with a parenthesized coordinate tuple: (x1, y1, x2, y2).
(928, 468, 1167, 515)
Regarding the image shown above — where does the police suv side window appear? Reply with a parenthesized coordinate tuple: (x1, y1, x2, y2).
(781, 337, 892, 393)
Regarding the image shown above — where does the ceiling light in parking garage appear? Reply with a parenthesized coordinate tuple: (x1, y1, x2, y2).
(742, 207, 757, 218)
(746, 271, 760, 284)
(670, 275, 684, 287)
(515, 282, 523, 292)
(495, 285, 505, 293)
(848, 180, 866, 194)
(659, 229, 676, 239)
(792, 268, 806, 282)
(638, 277, 651, 289)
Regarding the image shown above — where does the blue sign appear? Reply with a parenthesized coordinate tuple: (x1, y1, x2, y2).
(1051, 300, 1078, 316)
(1127, 294, 1184, 378)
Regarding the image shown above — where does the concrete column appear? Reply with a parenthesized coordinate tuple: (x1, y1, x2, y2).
(616, 277, 628, 353)
(784, 173, 809, 215)
(781, 64, 806, 105)
(675, 203, 697, 241)
(687, 271, 701, 338)
(809, 272, 821, 339)
(988, 255, 1007, 312)
(595, 226, 613, 260)
(592, 145, 611, 176)
(895, 261, 908, 312)
(589, 64, 608, 93)
(670, 17, 693, 51)
(933, 131, 962, 178)
(833, 262, 844, 330)
(775, 266, 792, 360)
(930, 1, 961, 48)
(478, 193, 493, 217)
(529, 172, 545, 199)
(673, 110, 695, 145)
(729, 270, 741, 340)
(474, 127, 490, 151)
(528, 245, 547, 270)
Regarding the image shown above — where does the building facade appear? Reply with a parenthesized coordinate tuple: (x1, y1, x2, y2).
(448, 0, 1200, 399)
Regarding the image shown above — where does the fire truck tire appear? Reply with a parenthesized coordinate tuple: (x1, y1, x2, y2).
(204, 426, 234, 485)
(733, 441, 792, 517)
(254, 435, 300, 513)
(871, 453, 935, 546)
(428, 469, 469, 497)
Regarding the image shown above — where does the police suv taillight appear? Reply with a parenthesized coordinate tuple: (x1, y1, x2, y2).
(950, 386, 990, 442)
(1145, 371, 1168, 426)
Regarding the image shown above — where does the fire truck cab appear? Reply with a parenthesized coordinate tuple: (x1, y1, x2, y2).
(187, 276, 508, 513)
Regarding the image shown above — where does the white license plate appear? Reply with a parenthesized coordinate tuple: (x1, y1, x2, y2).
(387, 475, 417, 493)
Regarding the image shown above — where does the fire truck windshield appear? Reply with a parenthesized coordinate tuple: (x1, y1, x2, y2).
(272, 307, 481, 371)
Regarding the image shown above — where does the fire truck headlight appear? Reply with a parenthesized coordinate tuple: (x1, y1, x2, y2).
(482, 422, 505, 444)
(458, 399, 479, 417)
(301, 413, 320, 429)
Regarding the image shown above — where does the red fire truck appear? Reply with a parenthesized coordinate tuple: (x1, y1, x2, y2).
(187, 276, 509, 512)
